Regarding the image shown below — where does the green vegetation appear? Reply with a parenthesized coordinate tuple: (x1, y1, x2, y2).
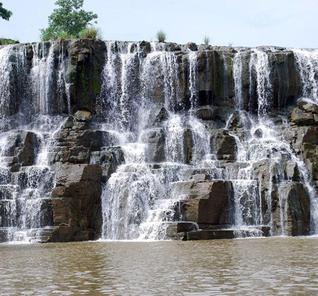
(79, 27, 100, 39)
(40, 0, 98, 41)
(0, 2, 12, 20)
(0, 38, 19, 45)
(156, 30, 166, 43)
(203, 36, 210, 46)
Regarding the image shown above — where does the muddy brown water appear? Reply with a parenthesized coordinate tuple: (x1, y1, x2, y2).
(1, 237, 318, 295)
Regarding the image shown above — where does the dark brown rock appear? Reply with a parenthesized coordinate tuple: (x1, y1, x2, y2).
(49, 164, 103, 242)
(174, 180, 233, 226)
(212, 130, 237, 161)
(2, 131, 41, 170)
(303, 127, 318, 145)
(272, 182, 311, 236)
(69, 39, 106, 113)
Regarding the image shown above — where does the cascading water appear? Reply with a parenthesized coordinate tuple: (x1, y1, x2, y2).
(31, 43, 55, 114)
(98, 43, 318, 240)
(99, 43, 188, 240)
(1, 40, 318, 243)
(293, 49, 318, 101)
(249, 48, 273, 117)
(189, 51, 198, 109)
(0, 42, 68, 242)
(100, 43, 232, 240)
(0, 46, 13, 117)
(227, 48, 318, 236)
(233, 50, 244, 110)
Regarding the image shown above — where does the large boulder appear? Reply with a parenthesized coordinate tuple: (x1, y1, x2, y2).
(49, 164, 103, 242)
(186, 42, 198, 51)
(271, 182, 311, 236)
(2, 131, 41, 170)
(50, 111, 115, 164)
(174, 180, 233, 226)
(290, 98, 318, 126)
(303, 127, 318, 145)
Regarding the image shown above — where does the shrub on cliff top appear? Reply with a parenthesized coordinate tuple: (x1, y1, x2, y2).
(203, 36, 210, 46)
(41, 0, 98, 41)
(0, 38, 19, 45)
(56, 31, 74, 41)
(156, 30, 166, 43)
(79, 27, 101, 39)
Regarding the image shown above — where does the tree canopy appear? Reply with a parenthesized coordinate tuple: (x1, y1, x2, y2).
(41, 0, 98, 41)
(0, 2, 12, 20)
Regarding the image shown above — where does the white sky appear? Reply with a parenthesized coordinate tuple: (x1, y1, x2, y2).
(0, 0, 317, 48)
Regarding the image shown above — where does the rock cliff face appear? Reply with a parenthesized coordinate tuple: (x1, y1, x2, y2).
(0, 40, 317, 242)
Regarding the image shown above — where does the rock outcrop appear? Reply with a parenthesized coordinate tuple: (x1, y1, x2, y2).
(46, 110, 124, 241)
(0, 40, 317, 243)
(174, 180, 233, 226)
(49, 163, 102, 242)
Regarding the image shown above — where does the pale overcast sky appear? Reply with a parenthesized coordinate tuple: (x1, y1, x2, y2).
(0, 0, 317, 48)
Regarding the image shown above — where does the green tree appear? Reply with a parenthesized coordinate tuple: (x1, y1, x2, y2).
(41, 0, 98, 41)
(0, 2, 12, 20)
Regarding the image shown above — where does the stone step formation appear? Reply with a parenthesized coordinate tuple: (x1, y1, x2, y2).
(0, 40, 317, 243)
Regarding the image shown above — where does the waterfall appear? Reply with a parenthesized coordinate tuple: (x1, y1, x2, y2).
(222, 52, 230, 100)
(0, 42, 69, 242)
(1, 41, 318, 243)
(189, 51, 198, 109)
(164, 114, 185, 163)
(100, 44, 214, 240)
(98, 43, 318, 240)
(0, 45, 28, 120)
(188, 51, 211, 164)
(293, 49, 318, 101)
(0, 46, 13, 117)
(160, 51, 179, 111)
(100, 44, 189, 240)
(233, 50, 244, 110)
(249, 49, 272, 117)
(223, 47, 318, 236)
(0, 116, 65, 242)
(188, 116, 210, 164)
(31, 43, 55, 114)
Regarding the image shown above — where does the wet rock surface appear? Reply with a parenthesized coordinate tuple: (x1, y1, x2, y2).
(49, 164, 103, 242)
(0, 40, 317, 242)
(174, 180, 233, 226)
(2, 131, 41, 170)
